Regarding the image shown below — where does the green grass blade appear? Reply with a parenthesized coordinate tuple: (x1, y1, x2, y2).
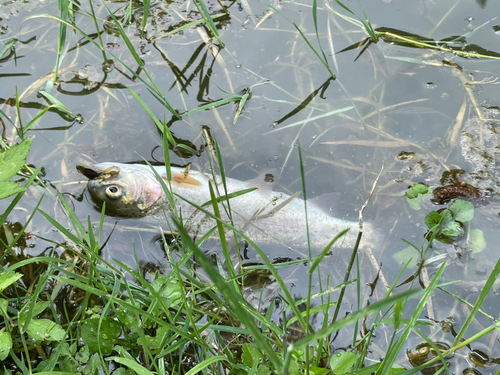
(264, 106, 353, 134)
(172, 215, 283, 369)
(376, 262, 447, 375)
(0, 39, 16, 59)
(262, 1, 335, 79)
(194, 0, 225, 48)
(182, 95, 243, 116)
(184, 356, 229, 375)
(452, 254, 500, 346)
(141, 0, 150, 37)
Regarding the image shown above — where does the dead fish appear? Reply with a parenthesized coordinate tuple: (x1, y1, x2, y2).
(77, 162, 379, 250)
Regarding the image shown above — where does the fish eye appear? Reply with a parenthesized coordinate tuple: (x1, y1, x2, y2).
(105, 185, 122, 199)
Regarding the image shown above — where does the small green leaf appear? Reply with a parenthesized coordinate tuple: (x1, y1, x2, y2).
(84, 353, 101, 375)
(114, 306, 135, 327)
(392, 246, 420, 268)
(441, 220, 462, 237)
(26, 319, 65, 341)
(136, 325, 169, 350)
(424, 211, 442, 230)
(0, 330, 12, 361)
(0, 270, 23, 293)
(449, 199, 474, 222)
(113, 368, 133, 375)
(81, 317, 121, 354)
(76, 345, 90, 363)
(106, 357, 155, 375)
(407, 183, 430, 199)
(19, 300, 51, 326)
(330, 352, 360, 374)
(406, 183, 430, 210)
(257, 365, 272, 375)
(153, 275, 182, 302)
(242, 343, 263, 367)
(388, 365, 406, 375)
(470, 228, 486, 254)
(308, 367, 330, 375)
(0, 136, 33, 182)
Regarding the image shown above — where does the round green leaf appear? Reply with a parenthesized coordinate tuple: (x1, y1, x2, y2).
(470, 229, 486, 254)
(81, 317, 121, 355)
(26, 319, 65, 341)
(407, 183, 430, 199)
(406, 184, 431, 211)
(330, 352, 360, 375)
(424, 211, 442, 230)
(449, 199, 474, 222)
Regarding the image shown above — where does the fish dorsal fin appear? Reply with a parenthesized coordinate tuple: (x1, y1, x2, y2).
(246, 169, 279, 193)
(165, 171, 203, 187)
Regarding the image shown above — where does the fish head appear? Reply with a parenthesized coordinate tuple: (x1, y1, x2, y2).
(77, 162, 166, 218)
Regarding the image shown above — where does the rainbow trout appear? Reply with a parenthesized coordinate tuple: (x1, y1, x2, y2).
(78, 162, 378, 250)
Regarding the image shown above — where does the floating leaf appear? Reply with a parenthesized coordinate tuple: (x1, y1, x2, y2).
(392, 246, 420, 268)
(0, 330, 12, 361)
(407, 183, 430, 199)
(406, 183, 430, 210)
(449, 199, 474, 222)
(470, 229, 486, 254)
(441, 220, 462, 237)
(424, 211, 442, 230)
(330, 352, 360, 375)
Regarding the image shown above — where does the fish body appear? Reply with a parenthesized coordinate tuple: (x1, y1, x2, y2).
(80, 162, 378, 250)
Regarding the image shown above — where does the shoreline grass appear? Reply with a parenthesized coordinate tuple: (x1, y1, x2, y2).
(1, 0, 500, 374)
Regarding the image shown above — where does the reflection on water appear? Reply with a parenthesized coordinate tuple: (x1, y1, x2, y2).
(2, 0, 500, 370)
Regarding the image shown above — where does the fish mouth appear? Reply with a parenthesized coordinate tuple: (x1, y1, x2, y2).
(77, 164, 121, 180)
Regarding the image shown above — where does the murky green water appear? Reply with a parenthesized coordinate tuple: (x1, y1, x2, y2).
(2, 0, 500, 371)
